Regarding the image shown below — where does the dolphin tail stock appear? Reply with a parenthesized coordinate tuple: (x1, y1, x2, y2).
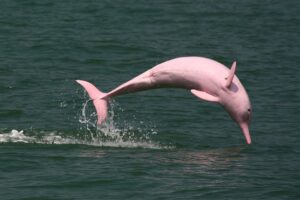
(76, 80, 108, 126)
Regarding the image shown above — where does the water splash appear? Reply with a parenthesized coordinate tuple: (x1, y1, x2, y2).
(0, 100, 171, 149)
(0, 129, 77, 145)
(0, 129, 168, 149)
(77, 99, 167, 149)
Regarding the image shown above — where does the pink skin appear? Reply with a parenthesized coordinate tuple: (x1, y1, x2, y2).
(77, 57, 252, 144)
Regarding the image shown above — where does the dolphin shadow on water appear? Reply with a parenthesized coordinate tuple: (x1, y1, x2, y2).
(77, 57, 252, 144)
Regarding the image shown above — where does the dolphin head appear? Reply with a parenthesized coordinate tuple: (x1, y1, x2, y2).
(221, 61, 252, 144)
(222, 83, 252, 144)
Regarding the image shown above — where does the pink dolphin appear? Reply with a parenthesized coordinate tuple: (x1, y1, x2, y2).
(76, 57, 252, 144)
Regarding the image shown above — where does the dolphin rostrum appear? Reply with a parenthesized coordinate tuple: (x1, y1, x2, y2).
(77, 57, 252, 144)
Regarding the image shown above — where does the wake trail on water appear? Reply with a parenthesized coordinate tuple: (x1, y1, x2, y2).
(0, 100, 171, 149)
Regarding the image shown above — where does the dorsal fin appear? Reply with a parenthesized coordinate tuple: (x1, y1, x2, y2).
(225, 61, 237, 88)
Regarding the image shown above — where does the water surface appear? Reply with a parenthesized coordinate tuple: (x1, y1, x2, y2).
(0, 0, 299, 199)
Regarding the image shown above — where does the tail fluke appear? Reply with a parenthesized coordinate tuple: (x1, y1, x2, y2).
(76, 80, 108, 126)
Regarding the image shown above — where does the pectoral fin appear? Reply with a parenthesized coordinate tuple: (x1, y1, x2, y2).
(191, 89, 219, 103)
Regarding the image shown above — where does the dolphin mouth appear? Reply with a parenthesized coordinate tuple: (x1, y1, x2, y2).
(240, 123, 252, 144)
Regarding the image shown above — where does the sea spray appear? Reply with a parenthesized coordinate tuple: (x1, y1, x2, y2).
(77, 98, 165, 148)
(0, 128, 168, 149)
(0, 100, 170, 149)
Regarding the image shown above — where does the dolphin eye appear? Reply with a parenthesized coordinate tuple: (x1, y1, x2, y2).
(248, 108, 251, 112)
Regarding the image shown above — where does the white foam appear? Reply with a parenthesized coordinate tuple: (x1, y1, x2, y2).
(0, 129, 169, 149)
(0, 98, 173, 149)
(0, 129, 34, 143)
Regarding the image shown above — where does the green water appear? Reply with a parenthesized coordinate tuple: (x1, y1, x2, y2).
(0, 0, 299, 199)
